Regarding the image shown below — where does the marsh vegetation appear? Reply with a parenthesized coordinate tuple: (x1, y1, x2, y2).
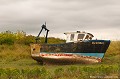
(0, 31, 119, 79)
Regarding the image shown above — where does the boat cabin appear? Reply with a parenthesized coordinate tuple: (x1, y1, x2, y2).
(64, 31, 94, 43)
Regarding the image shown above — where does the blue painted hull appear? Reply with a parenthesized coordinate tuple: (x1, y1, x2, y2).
(40, 40, 110, 58)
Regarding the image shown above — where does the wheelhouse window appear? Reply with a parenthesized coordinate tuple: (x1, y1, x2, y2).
(78, 34, 84, 40)
(85, 35, 89, 40)
(70, 34, 74, 41)
(85, 35, 92, 40)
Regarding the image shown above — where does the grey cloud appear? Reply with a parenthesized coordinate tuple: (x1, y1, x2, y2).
(0, 0, 120, 39)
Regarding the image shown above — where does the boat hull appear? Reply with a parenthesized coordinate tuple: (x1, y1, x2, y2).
(30, 40, 110, 65)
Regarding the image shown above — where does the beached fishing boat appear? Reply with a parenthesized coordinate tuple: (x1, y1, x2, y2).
(31, 23, 110, 65)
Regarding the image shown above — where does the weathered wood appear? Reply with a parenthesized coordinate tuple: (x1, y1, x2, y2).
(30, 44, 41, 55)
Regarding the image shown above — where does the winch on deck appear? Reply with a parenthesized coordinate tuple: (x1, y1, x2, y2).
(35, 22, 49, 43)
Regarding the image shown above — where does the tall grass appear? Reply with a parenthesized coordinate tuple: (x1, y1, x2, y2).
(0, 44, 30, 62)
(105, 41, 120, 56)
(0, 41, 119, 79)
(102, 41, 120, 64)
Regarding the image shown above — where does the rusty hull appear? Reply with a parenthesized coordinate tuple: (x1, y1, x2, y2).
(30, 44, 101, 65)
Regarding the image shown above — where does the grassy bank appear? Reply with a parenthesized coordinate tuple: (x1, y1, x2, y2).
(0, 41, 120, 79)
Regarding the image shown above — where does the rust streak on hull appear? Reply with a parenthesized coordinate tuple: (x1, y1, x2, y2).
(31, 54, 101, 65)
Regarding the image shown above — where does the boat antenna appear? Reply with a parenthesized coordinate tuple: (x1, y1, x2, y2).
(45, 22, 46, 26)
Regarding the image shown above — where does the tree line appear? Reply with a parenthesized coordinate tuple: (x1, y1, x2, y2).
(0, 30, 65, 45)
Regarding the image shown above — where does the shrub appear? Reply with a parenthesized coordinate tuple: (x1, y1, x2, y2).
(22, 35, 36, 45)
(0, 31, 16, 45)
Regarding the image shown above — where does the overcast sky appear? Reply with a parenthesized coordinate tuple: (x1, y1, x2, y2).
(0, 0, 120, 40)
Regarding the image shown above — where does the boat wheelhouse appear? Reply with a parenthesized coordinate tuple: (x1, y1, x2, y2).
(64, 31, 94, 43)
